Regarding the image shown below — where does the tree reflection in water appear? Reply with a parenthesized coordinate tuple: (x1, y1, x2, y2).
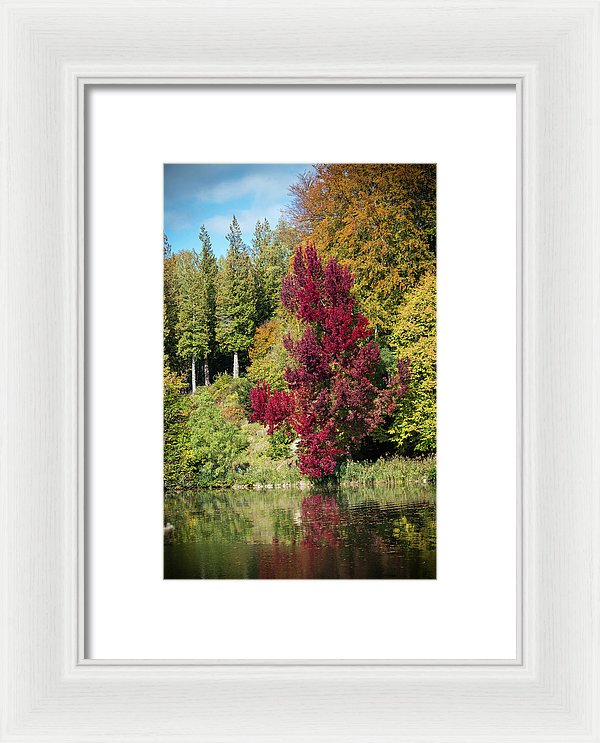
(300, 494, 341, 548)
(164, 485, 436, 579)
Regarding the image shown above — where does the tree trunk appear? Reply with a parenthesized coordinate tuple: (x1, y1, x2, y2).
(233, 351, 239, 379)
(191, 355, 196, 393)
(204, 356, 210, 386)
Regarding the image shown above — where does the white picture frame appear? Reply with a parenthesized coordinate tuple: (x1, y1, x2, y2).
(1, 1, 598, 740)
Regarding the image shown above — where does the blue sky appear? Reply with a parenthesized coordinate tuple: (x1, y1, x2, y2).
(164, 164, 312, 257)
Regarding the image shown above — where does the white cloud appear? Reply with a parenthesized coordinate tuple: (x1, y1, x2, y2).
(164, 209, 193, 231)
(201, 214, 233, 237)
(195, 169, 300, 205)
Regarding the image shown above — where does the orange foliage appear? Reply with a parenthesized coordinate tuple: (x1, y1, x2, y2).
(288, 164, 436, 334)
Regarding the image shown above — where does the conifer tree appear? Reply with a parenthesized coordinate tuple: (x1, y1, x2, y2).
(216, 216, 257, 377)
(251, 218, 272, 324)
(251, 217, 292, 324)
(176, 229, 219, 390)
(197, 226, 218, 385)
(163, 234, 180, 371)
(176, 250, 202, 391)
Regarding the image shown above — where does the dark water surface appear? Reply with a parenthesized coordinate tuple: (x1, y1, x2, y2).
(164, 485, 436, 579)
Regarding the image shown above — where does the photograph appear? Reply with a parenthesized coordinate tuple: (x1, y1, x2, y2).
(163, 163, 436, 579)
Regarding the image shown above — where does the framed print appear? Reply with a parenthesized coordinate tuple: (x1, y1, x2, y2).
(1, 1, 599, 742)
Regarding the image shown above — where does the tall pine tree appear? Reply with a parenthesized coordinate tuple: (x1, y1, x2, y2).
(216, 216, 257, 378)
(176, 250, 202, 392)
(176, 229, 219, 390)
(197, 225, 218, 385)
(251, 217, 293, 324)
(251, 218, 271, 325)
(163, 234, 180, 372)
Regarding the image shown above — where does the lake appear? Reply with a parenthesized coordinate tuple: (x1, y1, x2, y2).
(164, 484, 436, 579)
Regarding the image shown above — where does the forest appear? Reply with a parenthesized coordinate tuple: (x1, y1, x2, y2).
(164, 163, 436, 490)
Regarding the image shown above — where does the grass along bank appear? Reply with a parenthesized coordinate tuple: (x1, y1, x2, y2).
(210, 455, 435, 490)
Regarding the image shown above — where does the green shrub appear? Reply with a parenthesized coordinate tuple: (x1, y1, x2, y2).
(207, 373, 252, 423)
(266, 426, 295, 460)
(163, 365, 195, 488)
(189, 388, 248, 486)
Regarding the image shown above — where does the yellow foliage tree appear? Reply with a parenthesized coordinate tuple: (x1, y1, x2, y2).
(388, 272, 436, 454)
(288, 164, 436, 335)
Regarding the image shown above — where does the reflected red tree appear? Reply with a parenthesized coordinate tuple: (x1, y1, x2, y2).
(300, 493, 341, 548)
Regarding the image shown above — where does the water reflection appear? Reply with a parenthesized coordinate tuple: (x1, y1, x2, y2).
(164, 485, 436, 579)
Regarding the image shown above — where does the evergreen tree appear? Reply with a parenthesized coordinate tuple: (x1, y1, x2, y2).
(251, 218, 272, 324)
(175, 230, 219, 391)
(216, 216, 257, 378)
(197, 226, 218, 385)
(176, 250, 202, 391)
(251, 218, 272, 261)
(163, 234, 180, 371)
(251, 217, 293, 324)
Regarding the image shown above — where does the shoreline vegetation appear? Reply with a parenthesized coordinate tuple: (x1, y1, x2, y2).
(166, 454, 436, 492)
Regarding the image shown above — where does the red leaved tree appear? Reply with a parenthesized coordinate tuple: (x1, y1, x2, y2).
(249, 244, 409, 479)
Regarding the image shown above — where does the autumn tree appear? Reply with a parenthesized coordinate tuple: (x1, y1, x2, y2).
(250, 244, 409, 480)
(388, 272, 436, 454)
(288, 164, 436, 335)
(216, 216, 257, 378)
